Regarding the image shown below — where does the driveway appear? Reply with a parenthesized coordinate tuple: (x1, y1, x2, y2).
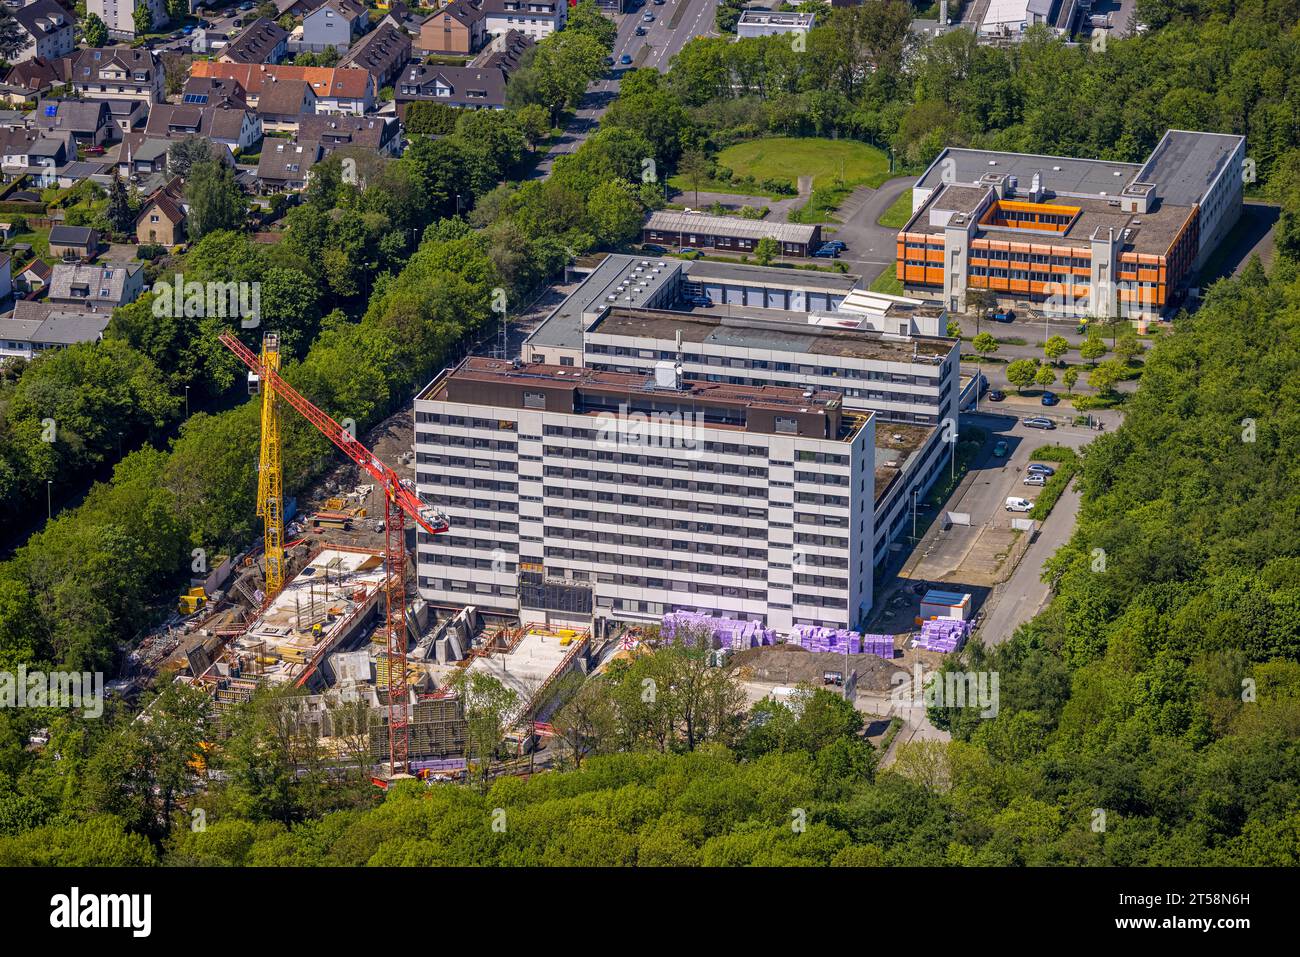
(824, 176, 915, 286)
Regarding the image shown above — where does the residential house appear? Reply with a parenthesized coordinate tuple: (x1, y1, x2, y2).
(4, 56, 70, 98)
(70, 48, 164, 104)
(256, 139, 323, 193)
(28, 99, 113, 148)
(0, 302, 111, 360)
(336, 22, 411, 89)
(395, 64, 507, 113)
(378, 1, 424, 33)
(274, 0, 329, 17)
(47, 225, 100, 261)
(135, 180, 186, 246)
(48, 261, 145, 309)
(470, 29, 535, 72)
(14, 258, 51, 294)
(417, 0, 488, 56)
(13, 1, 75, 65)
(300, 0, 369, 53)
(104, 98, 149, 139)
(86, 0, 171, 41)
(220, 18, 290, 65)
(117, 133, 171, 183)
(180, 76, 249, 110)
(188, 62, 376, 115)
(0, 128, 68, 182)
(481, 0, 567, 40)
(0, 254, 11, 300)
(298, 114, 399, 155)
(145, 102, 262, 153)
(256, 78, 316, 131)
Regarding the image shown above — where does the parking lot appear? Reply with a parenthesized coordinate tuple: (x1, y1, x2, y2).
(901, 411, 1094, 584)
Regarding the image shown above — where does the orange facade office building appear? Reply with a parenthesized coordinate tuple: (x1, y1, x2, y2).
(896, 131, 1244, 321)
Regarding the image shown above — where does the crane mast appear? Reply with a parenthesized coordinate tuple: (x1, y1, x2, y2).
(219, 331, 449, 778)
(255, 334, 285, 599)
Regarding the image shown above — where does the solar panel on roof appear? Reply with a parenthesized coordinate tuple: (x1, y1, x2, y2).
(44, 105, 57, 116)
(182, 93, 208, 104)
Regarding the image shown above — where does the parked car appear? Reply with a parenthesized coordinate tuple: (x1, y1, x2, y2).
(641, 243, 666, 254)
(635, 25, 647, 34)
(992, 440, 1008, 457)
(812, 245, 839, 258)
(602, 56, 614, 66)
(1023, 416, 1056, 430)
(678, 247, 701, 256)
(1005, 497, 1033, 512)
(238, 1, 255, 9)
(993, 308, 1015, 322)
(821, 239, 847, 252)
(1040, 390, 1059, 406)
(987, 389, 1006, 402)
(82, 145, 106, 156)
(1026, 463, 1056, 477)
(823, 671, 844, 686)
(619, 54, 633, 64)
(684, 295, 713, 307)
(1023, 474, 1047, 486)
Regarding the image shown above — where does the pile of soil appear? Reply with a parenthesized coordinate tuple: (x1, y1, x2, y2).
(729, 643, 907, 692)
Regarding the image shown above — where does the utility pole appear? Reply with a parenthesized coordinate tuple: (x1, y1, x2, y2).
(46, 480, 52, 521)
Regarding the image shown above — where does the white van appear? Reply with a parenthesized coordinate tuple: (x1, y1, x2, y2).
(1005, 497, 1033, 512)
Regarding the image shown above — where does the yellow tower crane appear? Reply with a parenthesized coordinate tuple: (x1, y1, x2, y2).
(252, 333, 285, 599)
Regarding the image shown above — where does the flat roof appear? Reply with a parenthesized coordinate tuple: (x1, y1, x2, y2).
(873, 423, 933, 504)
(646, 210, 819, 244)
(1136, 130, 1244, 208)
(588, 306, 955, 364)
(527, 253, 681, 352)
(917, 147, 1143, 197)
(904, 182, 1194, 254)
(686, 258, 860, 292)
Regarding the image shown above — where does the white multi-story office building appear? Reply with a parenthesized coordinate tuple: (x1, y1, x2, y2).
(414, 357, 875, 634)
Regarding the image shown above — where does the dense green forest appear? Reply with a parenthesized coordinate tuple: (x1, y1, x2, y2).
(1, 2, 1299, 864)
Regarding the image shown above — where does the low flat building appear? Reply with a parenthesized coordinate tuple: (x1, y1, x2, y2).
(414, 357, 875, 634)
(899, 130, 1246, 320)
(735, 10, 815, 37)
(643, 210, 823, 258)
(47, 225, 99, 261)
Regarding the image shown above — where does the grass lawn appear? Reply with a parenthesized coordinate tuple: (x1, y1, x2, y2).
(869, 268, 904, 295)
(877, 190, 914, 229)
(717, 137, 891, 191)
(8, 227, 51, 261)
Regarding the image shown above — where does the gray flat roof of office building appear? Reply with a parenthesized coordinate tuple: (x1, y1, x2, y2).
(590, 307, 954, 363)
(525, 254, 680, 351)
(918, 148, 1143, 196)
(684, 258, 860, 291)
(1136, 130, 1244, 207)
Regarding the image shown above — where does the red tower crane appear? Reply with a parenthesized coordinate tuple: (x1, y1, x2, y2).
(219, 332, 449, 778)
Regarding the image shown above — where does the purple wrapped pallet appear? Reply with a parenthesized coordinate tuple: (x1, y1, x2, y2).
(914, 618, 970, 653)
(661, 611, 774, 650)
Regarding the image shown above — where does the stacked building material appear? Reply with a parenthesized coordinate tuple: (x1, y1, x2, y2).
(860, 633, 896, 660)
(914, 618, 970, 653)
(660, 611, 776, 650)
(792, 625, 862, 655)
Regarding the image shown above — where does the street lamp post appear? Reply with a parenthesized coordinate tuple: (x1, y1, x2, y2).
(46, 480, 52, 521)
(911, 488, 918, 540)
(185, 384, 190, 418)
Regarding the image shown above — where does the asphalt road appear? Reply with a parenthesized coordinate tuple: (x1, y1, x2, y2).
(532, 0, 718, 179)
(826, 176, 915, 286)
